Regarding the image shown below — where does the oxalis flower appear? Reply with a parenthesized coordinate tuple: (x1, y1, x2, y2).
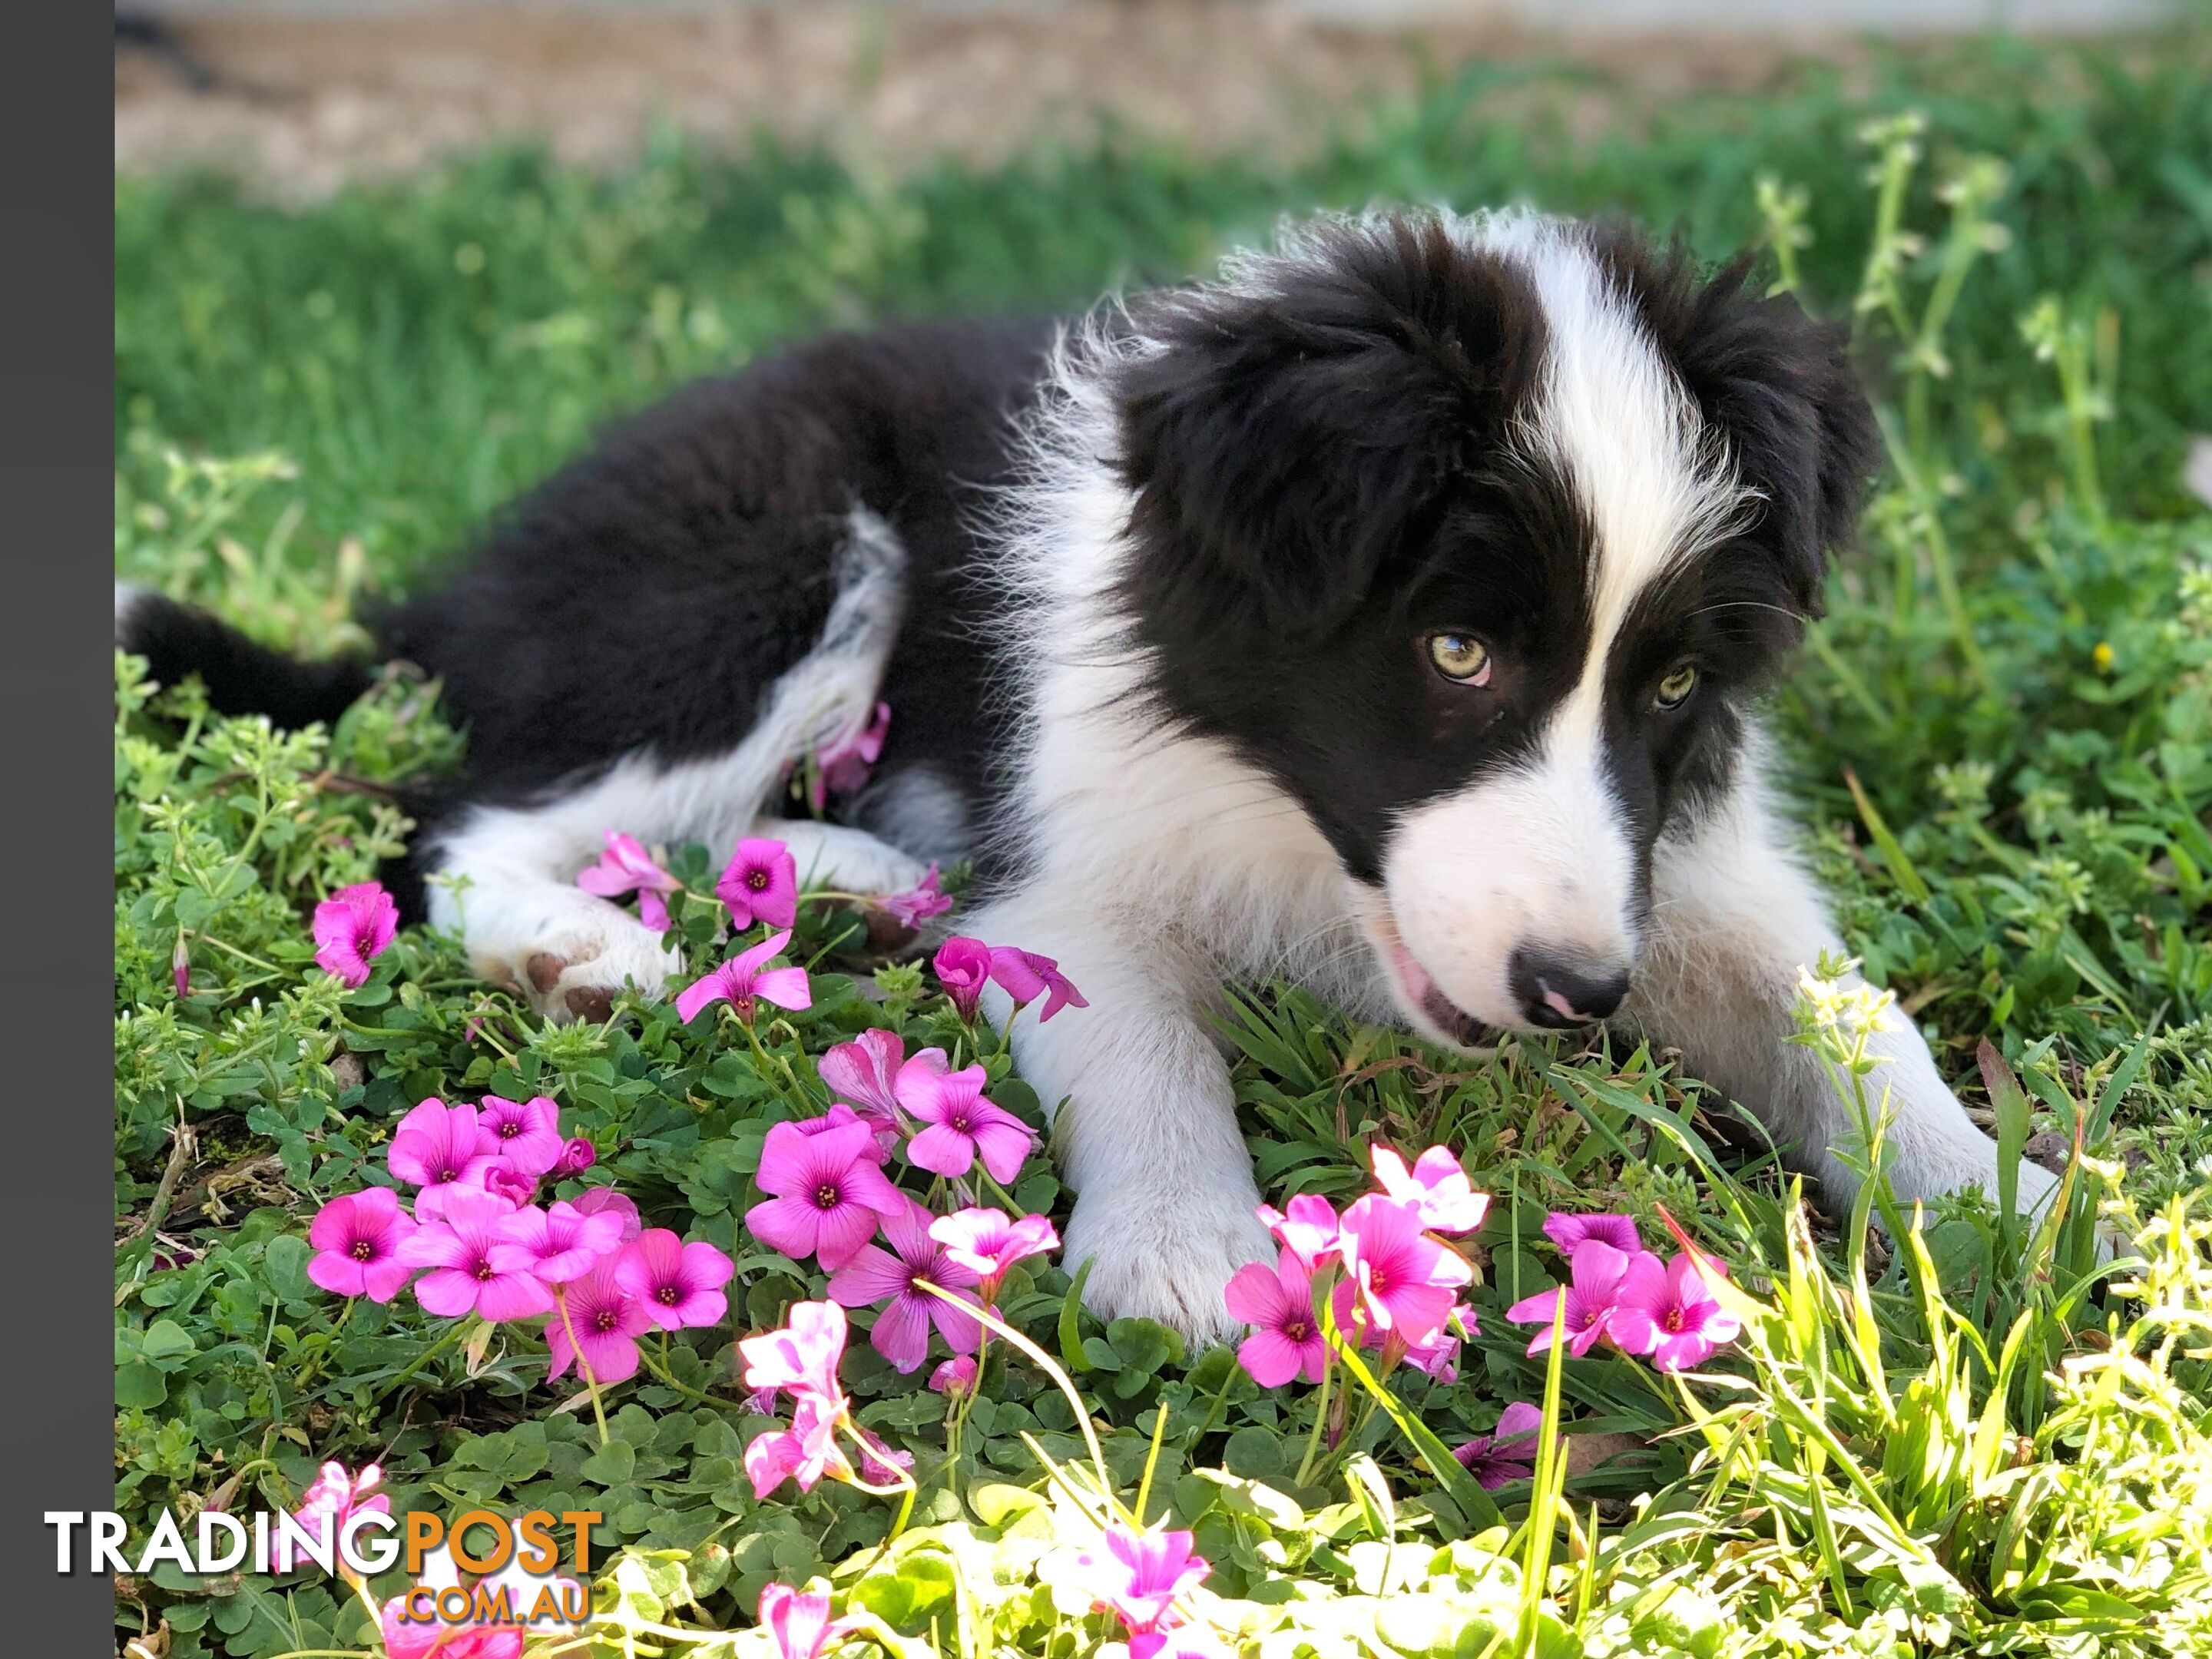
(1370, 1144, 1489, 1235)
(475, 1094, 564, 1177)
(1608, 1251, 1743, 1371)
(399, 1188, 555, 1322)
(811, 701, 891, 808)
(876, 864, 952, 929)
(379, 1598, 522, 1659)
(545, 1258, 652, 1386)
(740, 1299, 849, 1406)
(1336, 1194, 1472, 1348)
(816, 1029, 906, 1147)
(1505, 1239, 1641, 1358)
(311, 881, 398, 988)
(487, 1200, 626, 1286)
(929, 1355, 978, 1396)
(549, 1137, 597, 1180)
(575, 830, 681, 932)
(827, 1197, 983, 1373)
(895, 1051, 1035, 1184)
(757, 1581, 853, 1659)
(1543, 1212, 1643, 1255)
(386, 1100, 505, 1215)
(986, 945, 1088, 1022)
(306, 1187, 417, 1303)
(745, 1118, 908, 1269)
(929, 1207, 1058, 1300)
(745, 1391, 849, 1498)
(1257, 1193, 1343, 1273)
(716, 838, 799, 932)
(1074, 1524, 1210, 1636)
(571, 1187, 641, 1242)
(793, 1103, 893, 1165)
(675, 929, 811, 1025)
(1452, 1402, 1544, 1490)
(273, 1461, 389, 1572)
(1223, 1248, 1326, 1387)
(615, 1227, 737, 1331)
(932, 936, 992, 1021)
(1328, 1280, 1471, 1383)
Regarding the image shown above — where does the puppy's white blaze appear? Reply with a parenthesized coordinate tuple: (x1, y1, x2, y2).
(1503, 223, 1756, 746)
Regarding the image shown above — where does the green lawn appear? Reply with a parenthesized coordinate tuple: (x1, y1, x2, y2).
(114, 32, 2212, 1659)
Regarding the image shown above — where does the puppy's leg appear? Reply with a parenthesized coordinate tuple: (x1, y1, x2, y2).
(967, 892, 1273, 1345)
(750, 818, 930, 900)
(1628, 761, 2059, 1221)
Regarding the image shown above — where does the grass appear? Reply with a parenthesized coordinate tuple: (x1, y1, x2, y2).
(113, 30, 2212, 1659)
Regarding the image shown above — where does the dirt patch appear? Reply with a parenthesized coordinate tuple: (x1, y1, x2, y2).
(116, 3, 1873, 198)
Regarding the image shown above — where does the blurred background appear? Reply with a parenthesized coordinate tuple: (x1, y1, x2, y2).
(117, 0, 2187, 198)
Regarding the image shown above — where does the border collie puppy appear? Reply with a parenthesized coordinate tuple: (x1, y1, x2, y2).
(119, 208, 2058, 1339)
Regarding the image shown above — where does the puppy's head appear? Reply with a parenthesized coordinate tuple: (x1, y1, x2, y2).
(1111, 210, 1876, 1047)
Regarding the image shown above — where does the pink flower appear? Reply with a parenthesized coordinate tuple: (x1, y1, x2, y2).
(675, 929, 812, 1025)
(744, 1392, 849, 1498)
(813, 701, 891, 809)
(986, 946, 1088, 1022)
(1505, 1240, 1643, 1358)
(932, 936, 992, 1021)
(488, 1200, 626, 1286)
(306, 1187, 418, 1302)
(475, 1094, 565, 1177)
(312, 881, 398, 988)
(399, 1189, 556, 1322)
(1257, 1193, 1343, 1273)
(816, 1030, 906, 1146)
(757, 1581, 852, 1659)
(896, 1052, 1035, 1184)
(571, 1187, 641, 1241)
(549, 1137, 598, 1179)
(1608, 1251, 1743, 1371)
(386, 1100, 505, 1209)
(928, 1207, 1058, 1300)
(1452, 1402, 1543, 1489)
(615, 1229, 737, 1331)
(876, 864, 953, 929)
(273, 1461, 389, 1572)
(1543, 1213, 1643, 1255)
(740, 1300, 849, 1404)
(929, 1355, 978, 1396)
(1328, 1280, 1467, 1382)
(472, 1162, 538, 1210)
(1223, 1249, 1326, 1387)
(379, 1593, 524, 1659)
(1370, 1145, 1489, 1235)
(545, 1259, 651, 1385)
(745, 1118, 909, 1269)
(576, 831, 681, 932)
(1401, 1308, 1468, 1382)
(793, 1103, 892, 1166)
(827, 1198, 983, 1373)
(717, 838, 799, 932)
(1073, 1524, 1210, 1636)
(1336, 1194, 1472, 1347)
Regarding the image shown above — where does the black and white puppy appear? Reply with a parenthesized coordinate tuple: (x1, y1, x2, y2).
(120, 208, 2058, 1339)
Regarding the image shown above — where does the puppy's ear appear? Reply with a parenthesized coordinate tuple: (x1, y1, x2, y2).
(1593, 226, 1881, 619)
(1114, 216, 1541, 636)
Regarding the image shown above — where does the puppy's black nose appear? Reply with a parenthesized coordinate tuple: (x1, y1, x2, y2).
(1510, 948, 1630, 1028)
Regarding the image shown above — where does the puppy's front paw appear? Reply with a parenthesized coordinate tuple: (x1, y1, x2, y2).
(1061, 1189, 1275, 1349)
(488, 910, 683, 1025)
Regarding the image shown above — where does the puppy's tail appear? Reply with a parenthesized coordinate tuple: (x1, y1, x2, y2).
(114, 584, 376, 729)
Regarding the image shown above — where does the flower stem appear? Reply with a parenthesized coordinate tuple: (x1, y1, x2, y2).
(637, 1346, 743, 1412)
(552, 1286, 611, 1446)
(369, 1319, 468, 1407)
(1293, 1355, 1336, 1488)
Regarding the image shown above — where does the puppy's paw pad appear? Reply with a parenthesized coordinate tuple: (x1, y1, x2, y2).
(564, 985, 616, 1023)
(526, 952, 570, 995)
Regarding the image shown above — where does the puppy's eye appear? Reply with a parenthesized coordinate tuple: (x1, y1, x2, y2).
(1654, 664, 1699, 710)
(1427, 633, 1493, 686)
